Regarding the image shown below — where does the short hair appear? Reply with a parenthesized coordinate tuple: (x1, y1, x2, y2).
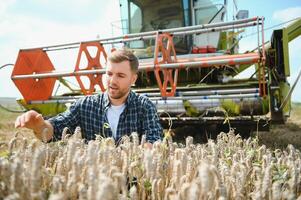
(108, 49, 139, 73)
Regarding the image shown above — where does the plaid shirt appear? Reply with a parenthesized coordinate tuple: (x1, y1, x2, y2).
(48, 90, 163, 143)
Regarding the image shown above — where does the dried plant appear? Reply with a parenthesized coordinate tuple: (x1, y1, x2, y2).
(0, 129, 301, 199)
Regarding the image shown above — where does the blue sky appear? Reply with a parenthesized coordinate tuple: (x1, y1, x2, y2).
(0, 0, 300, 102)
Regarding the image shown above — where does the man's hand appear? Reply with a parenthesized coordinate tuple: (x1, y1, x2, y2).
(15, 110, 54, 142)
(15, 110, 44, 130)
(143, 142, 153, 149)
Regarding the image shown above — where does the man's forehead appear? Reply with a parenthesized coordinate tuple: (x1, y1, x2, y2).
(106, 60, 131, 72)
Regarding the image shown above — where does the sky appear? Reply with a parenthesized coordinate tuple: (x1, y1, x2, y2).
(0, 0, 300, 102)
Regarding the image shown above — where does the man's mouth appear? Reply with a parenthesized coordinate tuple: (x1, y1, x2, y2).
(109, 86, 118, 90)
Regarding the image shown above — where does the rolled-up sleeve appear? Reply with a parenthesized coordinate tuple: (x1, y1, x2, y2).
(48, 99, 82, 141)
(141, 98, 163, 143)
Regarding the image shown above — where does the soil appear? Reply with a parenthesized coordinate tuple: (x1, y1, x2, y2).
(255, 102, 301, 149)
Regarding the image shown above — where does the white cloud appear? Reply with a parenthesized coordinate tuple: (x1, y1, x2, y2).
(273, 7, 301, 22)
(33, 0, 96, 6)
(289, 36, 301, 60)
(288, 37, 301, 102)
(239, 36, 258, 53)
(0, 0, 15, 15)
(0, 0, 121, 97)
(0, 1, 121, 46)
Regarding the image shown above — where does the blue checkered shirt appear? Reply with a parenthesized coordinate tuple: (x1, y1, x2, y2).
(48, 91, 163, 143)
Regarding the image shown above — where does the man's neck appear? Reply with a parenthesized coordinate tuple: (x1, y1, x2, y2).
(109, 91, 130, 106)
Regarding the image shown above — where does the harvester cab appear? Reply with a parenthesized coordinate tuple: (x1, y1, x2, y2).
(7, 0, 301, 141)
(117, 0, 227, 55)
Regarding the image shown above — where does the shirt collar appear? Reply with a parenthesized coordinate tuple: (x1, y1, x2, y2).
(103, 90, 135, 108)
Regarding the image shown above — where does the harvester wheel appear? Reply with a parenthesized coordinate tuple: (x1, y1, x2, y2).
(74, 42, 107, 95)
(11, 49, 56, 102)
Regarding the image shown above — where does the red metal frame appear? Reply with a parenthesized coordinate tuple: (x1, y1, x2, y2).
(153, 32, 178, 97)
(74, 42, 107, 95)
(139, 52, 261, 69)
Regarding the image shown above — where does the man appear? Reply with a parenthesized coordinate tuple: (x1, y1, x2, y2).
(15, 49, 163, 144)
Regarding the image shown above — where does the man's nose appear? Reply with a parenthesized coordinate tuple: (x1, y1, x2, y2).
(109, 74, 118, 85)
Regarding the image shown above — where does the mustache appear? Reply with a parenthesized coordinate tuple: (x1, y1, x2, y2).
(109, 84, 119, 89)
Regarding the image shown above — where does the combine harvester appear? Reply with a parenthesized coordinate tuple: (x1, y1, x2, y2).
(8, 0, 301, 140)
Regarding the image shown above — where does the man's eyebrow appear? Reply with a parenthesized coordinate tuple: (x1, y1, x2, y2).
(117, 72, 127, 76)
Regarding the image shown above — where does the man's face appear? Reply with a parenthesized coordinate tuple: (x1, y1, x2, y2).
(105, 60, 137, 100)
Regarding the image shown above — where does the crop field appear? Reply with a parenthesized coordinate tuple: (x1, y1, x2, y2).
(256, 103, 301, 149)
(0, 99, 301, 199)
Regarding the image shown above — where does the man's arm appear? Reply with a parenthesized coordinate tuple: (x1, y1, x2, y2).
(15, 110, 54, 142)
(15, 96, 84, 141)
(141, 98, 163, 143)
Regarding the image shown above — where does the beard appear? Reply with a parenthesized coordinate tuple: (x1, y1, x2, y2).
(108, 85, 130, 100)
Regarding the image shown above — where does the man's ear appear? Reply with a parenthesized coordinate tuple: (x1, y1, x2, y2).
(131, 73, 138, 85)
